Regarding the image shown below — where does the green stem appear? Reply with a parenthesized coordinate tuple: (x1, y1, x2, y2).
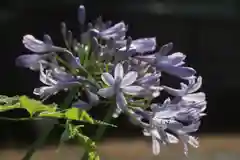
(21, 120, 56, 160)
(80, 105, 115, 160)
(21, 89, 78, 160)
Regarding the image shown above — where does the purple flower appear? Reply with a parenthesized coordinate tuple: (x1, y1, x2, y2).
(143, 125, 179, 155)
(113, 37, 157, 61)
(128, 94, 205, 156)
(135, 43, 196, 79)
(16, 4, 207, 158)
(135, 73, 162, 97)
(147, 112, 200, 155)
(34, 63, 80, 100)
(152, 98, 206, 124)
(162, 76, 205, 104)
(23, 35, 65, 53)
(15, 54, 47, 71)
(33, 82, 79, 100)
(98, 63, 144, 117)
(118, 37, 156, 53)
(91, 22, 127, 40)
(149, 97, 206, 155)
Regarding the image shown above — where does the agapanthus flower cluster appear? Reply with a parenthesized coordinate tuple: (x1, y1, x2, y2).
(16, 5, 206, 156)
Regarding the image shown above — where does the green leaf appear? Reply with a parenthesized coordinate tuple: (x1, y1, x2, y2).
(0, 103, 21, 112)
(19, 96, 57, 117)
(39, 108, 94, 124)
(39, 108, 116, 127)
(65, 108, 91, 122)
(0, 95, 58, 117)
(39, 111, 64, 118)
(94, 120, 117, 128)
(0, 95, 19, 105)
(0, 95, 116, 129)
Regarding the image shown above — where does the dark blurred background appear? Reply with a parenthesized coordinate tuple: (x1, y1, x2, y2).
(0, 0, 240, 158)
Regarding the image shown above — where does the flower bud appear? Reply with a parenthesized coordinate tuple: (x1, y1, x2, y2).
(78, 5, 86, 25)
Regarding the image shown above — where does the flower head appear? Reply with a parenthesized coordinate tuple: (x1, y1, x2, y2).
(16, 4, 207, 157)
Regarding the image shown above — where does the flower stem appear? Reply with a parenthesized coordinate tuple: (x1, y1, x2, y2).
(21, 89, 78, 160)
(21, 120, 56, 160)
(80, 105, 115, 160)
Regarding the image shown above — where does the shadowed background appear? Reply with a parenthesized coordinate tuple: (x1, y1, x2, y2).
(0, 0, 240, 159)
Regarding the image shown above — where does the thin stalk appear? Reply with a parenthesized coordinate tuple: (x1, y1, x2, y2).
(21, 120, 56, 160)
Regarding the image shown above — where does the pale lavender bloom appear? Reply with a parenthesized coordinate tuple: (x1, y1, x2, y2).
(174, 100, 207, 123)
(36, 60, 99, 101)
(23, 35, 65, 53)
(127, 58, 152, 77)
(19, 34, 80, 71)
(167, 122, 200, 156)
(141, 109, 180, 155)
(34, 63, 80, 100)
(126, 107, 178, 155)
(96, 37, 156, 62)
(162, 76, 202, 96)
(34, 81, 79, 100)
(39, 63, 77, 85)
(96, 37, 130, 62)
(15, 52, 59, 71)
(152, 99, 206, 124)
(162, 76, 205, 103)
(98, 63, 144, 117)
(143, 125, 179, 155)
(130, 95, 205, 156)
(150, 99, 205, 155)
(15, 54, 47, 71)
(118, 37, 157, 54)
(150, 115, 199, 156)
(135, 73, 162, 97)
(98, 39, 118, 62)
(135, 43, 196, 79)
(113, 37, 156, 62)
(91, 21, 127, 40)
(16, 35, 61, 70)
(80, 21, 112, 45)
(50, 67, 75, 82)
(178, 99, 207, 114)
(144, 113, 200, 156)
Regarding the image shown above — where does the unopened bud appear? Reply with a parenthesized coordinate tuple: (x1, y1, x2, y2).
(78, 5, 86, 25)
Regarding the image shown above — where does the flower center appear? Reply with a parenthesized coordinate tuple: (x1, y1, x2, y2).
(114, 77, 122, 93)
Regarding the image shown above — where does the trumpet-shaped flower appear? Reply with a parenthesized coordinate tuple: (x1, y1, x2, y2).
(135, 43, 196, 79)
(23, 35, 65, 53)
